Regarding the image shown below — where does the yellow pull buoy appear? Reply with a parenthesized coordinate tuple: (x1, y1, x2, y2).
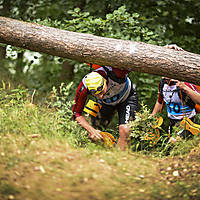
(180, 117, 200, 136)
(84, 99, 102, 117)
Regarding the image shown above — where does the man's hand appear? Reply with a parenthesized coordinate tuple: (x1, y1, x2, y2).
(75, 116, 104, 142)
(176, 81, 187, 91)
(164, 44, 184, 51)
(88, 130, 103, 141)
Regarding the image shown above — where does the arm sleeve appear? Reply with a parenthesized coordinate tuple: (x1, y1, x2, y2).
(72, 81, 88, 120)
(157, 80, 164, 104)
(184, 82, 200, 93)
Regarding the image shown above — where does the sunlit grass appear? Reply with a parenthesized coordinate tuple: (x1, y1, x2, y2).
(0, 85, 200, 200)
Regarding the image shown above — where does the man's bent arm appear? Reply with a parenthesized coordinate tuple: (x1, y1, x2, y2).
(152, 101, 162, 116)
(176, 82, 200, 104)
(75, 116, 103, 141)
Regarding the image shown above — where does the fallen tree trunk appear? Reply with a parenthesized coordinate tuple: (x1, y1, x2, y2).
(0, 17, 200, 84)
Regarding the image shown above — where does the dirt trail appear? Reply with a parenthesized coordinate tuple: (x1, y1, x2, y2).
(0, 136, 200, 200)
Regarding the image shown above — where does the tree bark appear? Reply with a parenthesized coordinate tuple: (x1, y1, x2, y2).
(60, 60, 74, 83)
(0, 17, 200, 84)
(0, 0, 11, 59)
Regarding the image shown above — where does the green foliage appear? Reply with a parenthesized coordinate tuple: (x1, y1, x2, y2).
(129, 72, 161, 107)
(50, 82, 75, 123)
(129, 103, 171, 156)
(0, 86, 59, 138)
(0, 0, 200, 155)
(195, 114, 200, 124)
(129, 103, 200, 157)
(38, 6, 163, 107)
(0, 84, 68, 140)
(61, 6, 160, 44)
(50, 82, 93, 148)
(0, 84, 29, 108)
(26, 57, 63, 93)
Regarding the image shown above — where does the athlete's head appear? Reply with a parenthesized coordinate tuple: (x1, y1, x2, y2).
(85, 72, 106, 95)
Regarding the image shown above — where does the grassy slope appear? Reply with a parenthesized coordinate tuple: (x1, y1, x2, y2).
(0, 134, 200, 200)
(0, 96, 200, 200)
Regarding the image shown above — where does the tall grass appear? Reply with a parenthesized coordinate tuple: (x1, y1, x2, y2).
(0, 83, 200, 200)
(0, 83, 100, 150)
(0, 82, 199, 156)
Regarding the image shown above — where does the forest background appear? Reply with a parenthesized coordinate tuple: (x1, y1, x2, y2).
(1, 0, 200, 106)
(0, 0, 200, 200)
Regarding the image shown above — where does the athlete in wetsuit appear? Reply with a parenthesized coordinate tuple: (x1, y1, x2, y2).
(72, 65, 138, 150)
(152, 77, 198, 137)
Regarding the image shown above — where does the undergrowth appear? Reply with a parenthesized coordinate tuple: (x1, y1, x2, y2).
(129, 103, 200, 157)
(0, 82, 199, 156)
(0, 83, 200, 200)
(129, 104, 170, 156)
(0, 82, 104, 151)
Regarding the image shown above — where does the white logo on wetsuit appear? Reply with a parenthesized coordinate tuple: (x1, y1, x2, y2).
(125, 105, 131, 123)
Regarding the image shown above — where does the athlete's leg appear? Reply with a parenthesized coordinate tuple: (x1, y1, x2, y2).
(117, 124, 130, 150)
(117, 87, 138, 150)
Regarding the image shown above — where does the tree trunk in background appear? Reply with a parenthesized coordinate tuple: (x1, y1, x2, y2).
(60, 61, 74, 83)
(0, 17, 200, 84)
(16, 52, 24, 76)
(0, 46, 6, 59)
(2, 0, 10, 17)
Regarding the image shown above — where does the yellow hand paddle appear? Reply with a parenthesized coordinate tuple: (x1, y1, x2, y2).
(99, 132, 116, 148)
(152, 116, 163, 129)
(145, 116, 163, 145)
